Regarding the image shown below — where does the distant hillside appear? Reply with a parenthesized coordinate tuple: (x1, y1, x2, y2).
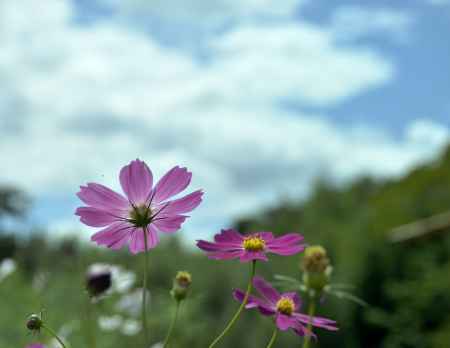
(234, 143, 450, 348)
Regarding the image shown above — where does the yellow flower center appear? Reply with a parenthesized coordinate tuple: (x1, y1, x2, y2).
(276, 297, 295, 315)
(243, 236, 266, 251)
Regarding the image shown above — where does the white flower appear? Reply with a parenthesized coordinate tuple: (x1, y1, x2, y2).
(98, 315, 123, 331)
(115, 287, 150, 317)
(0, 258, 16, 282)
(121, 319, 141, 336)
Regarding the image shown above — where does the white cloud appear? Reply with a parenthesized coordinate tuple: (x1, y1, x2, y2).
(330, 6, 415, 42)
(1, 0, 448, 241)
(207, 24, 394, 105)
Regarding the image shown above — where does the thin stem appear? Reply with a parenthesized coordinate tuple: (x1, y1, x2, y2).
(302, 298, 316, 348)
(142, 227, 150, 346)
(208, 260, 256, 348)
(41, 324, 67, 348)
(162, 301, 181, 348)
(85, 298, 97, 348)
(266, 327, 278, 348)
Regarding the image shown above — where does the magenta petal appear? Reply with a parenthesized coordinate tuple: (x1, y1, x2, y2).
(153, 215, 187, 233)
(233, 289, 276, 315)
(91, 222, 131, 242)
(240, 251, 268, 262)
(253, 276, 280, 305)
(276, 313, 295, 331)
(77, 183, 129, 210)
(214, 229, 244, 244)
(119, 159, 153, 204)
(75, 207, 119, 227)
(207, 250, 243, 260)
(129, 226, 159, 254)
(153, 166, 192, 203)
(295, 314, 338, 331)
(161, 190, 203, 215)
(270, 233, 304, 246)
(267, 244, 305, 256)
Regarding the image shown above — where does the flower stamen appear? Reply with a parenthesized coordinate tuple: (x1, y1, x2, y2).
(243, 236, 266, 251)
(276, 297, 295, 315)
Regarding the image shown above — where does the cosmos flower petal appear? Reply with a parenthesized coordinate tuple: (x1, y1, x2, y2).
(153, 166, 192, 203)
(91, 222, 132, 244)
(196, 240, 242, 252)
(77, 183, 129, 210)
(119, 159, 153, 204)
(214, 229, 244, 244)
(276, 313, 295, 331)
(294, 313, 339, 331)
(153, 215, 187, 233)
(160, 190, 203, 215)
(266, 244, 306, 256)
(207, 250, 243, 260)
(129, 226, 160, 254)
(253, 276, 281, 305)
(270, 233, 304, 246)
(240, 251, 268, 262)
(75, 207, 121, 227)
(233, 289, 276, 315)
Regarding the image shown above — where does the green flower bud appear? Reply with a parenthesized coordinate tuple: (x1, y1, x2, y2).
(170, 271, 192, 302)
(302, 245, 330, 273)
(301, 245, 332, 294)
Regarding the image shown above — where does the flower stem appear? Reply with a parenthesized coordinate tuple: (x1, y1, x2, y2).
(41, 324, 67, 348)
(84, 298, 97, 348)
(162, 301, 181, 348)
(208, 260, 256, 348)
(266, 327, 278, 348)
(302, 298, 316, 348)
(142, 228, 150, 346)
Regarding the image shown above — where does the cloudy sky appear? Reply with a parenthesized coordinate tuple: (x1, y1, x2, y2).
(1, 0, 449, 242)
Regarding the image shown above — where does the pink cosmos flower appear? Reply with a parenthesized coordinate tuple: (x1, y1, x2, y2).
(76, 159, 203, 254)
(234, 276, 338, 336)
(26, 345, 45, 348)
(196, 229, 305, 262)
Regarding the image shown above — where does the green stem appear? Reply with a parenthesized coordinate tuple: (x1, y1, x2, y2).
(85, 298, 97, 348)
(41, 324, 67, 348)
(208, 260, 256, 348)
(266, 327, 278, 348)
(142, 228, 150, 346)
(162, 301, 181, 348)
(302, 298, 316, 348)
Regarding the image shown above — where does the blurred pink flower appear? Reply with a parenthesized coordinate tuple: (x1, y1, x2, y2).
(26, 344, 45, 348)
(76, 159, 203, 254)
(196, 229, 305, 262)
(234, 276, 338, 336)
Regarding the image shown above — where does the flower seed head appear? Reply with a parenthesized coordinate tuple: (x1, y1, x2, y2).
(26, 314, 43, 332)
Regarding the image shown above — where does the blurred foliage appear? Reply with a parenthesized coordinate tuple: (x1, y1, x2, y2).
(1, 145, 450, 347)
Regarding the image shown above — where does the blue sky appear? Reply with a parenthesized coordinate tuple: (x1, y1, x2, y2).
(0, 0, 449, 242)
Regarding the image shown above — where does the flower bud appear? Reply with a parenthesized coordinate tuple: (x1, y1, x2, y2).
(301, 245, 332, 294)
(170, 271, 192, 302)
(302, 245, 330, 273)
(86, 264, 112, 298)
(26, 314, 43, 332)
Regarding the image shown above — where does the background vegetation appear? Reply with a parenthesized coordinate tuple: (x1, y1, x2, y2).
(1, 145, 450, 348)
